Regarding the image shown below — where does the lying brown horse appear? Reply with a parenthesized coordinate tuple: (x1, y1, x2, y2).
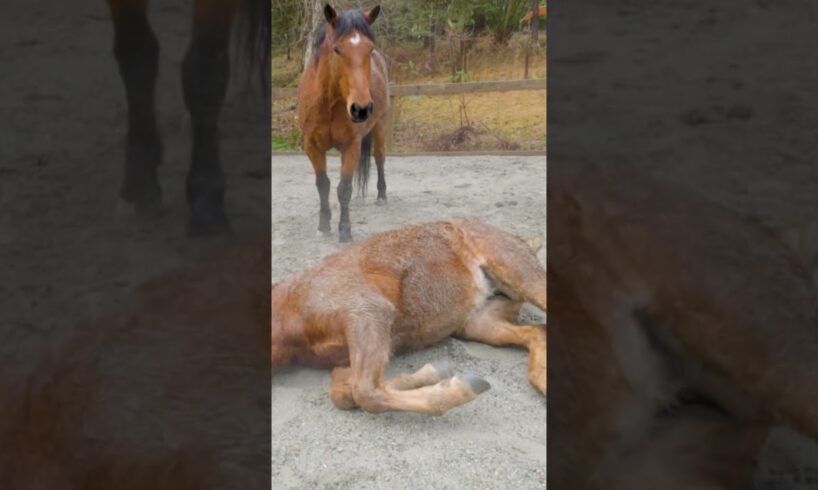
(272, 218, 547, 415)
(106, 0, 269, 235)
(297, 4, 390, 242)
(548, 157, 818, 489)
(0, 235, 270, 488)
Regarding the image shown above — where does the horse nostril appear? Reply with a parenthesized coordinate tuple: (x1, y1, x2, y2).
(350, 103, 371, 121)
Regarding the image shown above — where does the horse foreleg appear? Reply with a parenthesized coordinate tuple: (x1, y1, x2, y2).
(329, 361, 455, 410)
(372, 122, 387, 204)
(107, 0, 163, 215)
(305, 145, 331, 235)
(455, 297, 547, 395)
(181, 0, 238, 235)
(338, 144, 360, 243)
(341, 305, 490, 415)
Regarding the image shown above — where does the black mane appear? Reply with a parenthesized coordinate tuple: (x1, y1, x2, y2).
(313, 9, 375, 62)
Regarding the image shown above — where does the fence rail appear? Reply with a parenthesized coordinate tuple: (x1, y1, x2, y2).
(272, 78, 546, 152)
(272, 149, 546, 157)
(271, 78, 546, 99)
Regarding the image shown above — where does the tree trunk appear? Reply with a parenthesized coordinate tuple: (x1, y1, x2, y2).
(460, 38, 466, 75)
(530, 0, 540, 51)
(428, 19, 437, 72)
(302, 0, 323, 70)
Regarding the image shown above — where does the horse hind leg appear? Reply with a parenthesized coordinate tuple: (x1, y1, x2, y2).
(107, 0, 164, 216)
(181, 0, 238, 235)
(455, 297, 547, 395)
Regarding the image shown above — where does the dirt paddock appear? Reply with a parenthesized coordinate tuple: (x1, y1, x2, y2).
(271, 154, 547, 489)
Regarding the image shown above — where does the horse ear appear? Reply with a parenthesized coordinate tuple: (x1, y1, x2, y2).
(364, 5, 381, 24)
(324, 4, 338, 25)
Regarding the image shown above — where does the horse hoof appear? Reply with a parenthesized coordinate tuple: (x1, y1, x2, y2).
(460, 373, 491, 395)
(375, 197, 387, 206)
(339, 228, 353, 243)
(431, 360, 455, 379)
(316, 229, 332, 238)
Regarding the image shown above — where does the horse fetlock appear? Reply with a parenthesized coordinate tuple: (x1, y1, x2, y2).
(429, 375, 488, 415)
(318, 209, 332, 233)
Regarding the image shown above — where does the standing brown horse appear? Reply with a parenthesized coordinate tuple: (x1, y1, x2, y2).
(106, 0, 269, 235)
(297, 4, 390, 242)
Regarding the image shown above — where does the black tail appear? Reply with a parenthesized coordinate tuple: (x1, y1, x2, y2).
(355, 132, 373, 199)
(236, 0, 271, 96)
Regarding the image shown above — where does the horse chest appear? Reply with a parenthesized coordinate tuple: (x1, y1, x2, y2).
(327, 119, 371, 150)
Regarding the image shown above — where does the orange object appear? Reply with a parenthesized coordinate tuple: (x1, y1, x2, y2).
(521, 5, 547, 23)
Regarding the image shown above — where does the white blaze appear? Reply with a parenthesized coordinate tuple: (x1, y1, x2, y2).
(350, 32, 361, 45)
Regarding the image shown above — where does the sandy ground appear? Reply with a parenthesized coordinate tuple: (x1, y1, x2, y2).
(271, 155, 547, 489)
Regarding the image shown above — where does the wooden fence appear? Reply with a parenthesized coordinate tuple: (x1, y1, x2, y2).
(272, 78, 546, 155)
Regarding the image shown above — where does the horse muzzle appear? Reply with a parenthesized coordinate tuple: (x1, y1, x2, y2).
(349, 101, 374, 123)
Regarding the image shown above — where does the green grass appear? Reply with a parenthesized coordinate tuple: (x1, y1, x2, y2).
(272, 134, 300, 151)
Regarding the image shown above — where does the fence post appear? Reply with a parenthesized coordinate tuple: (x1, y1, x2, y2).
(385, 94, 399, 152)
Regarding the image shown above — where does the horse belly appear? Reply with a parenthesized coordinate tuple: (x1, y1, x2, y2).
(392, 283, 488, 352)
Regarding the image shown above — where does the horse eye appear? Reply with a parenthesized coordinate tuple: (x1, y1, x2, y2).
(334, 47, 341, 55)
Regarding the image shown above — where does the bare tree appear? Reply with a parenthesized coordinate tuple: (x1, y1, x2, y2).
(302, 0, 324, 69)
(428, 18, 438, 71)
(530, 0, 539, 50)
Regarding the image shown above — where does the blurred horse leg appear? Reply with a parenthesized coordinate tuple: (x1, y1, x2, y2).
(182, 0, 239, 235)
(107, 0, 164, 215)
